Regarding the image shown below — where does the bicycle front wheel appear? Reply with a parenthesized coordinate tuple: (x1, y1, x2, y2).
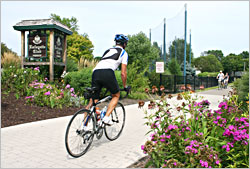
(104, 102, 125, 141)
(65, 109, 95, 158)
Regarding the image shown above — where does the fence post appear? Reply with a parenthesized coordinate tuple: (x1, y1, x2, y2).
(194, 76, 196, 90)
(206, 76, 209, 88)
(174, 75, 177, 93)
(159, 73, 162, 95)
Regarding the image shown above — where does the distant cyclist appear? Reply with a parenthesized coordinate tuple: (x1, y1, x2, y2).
(223, 72, 229, 89)
(217, 70, 224, 90)
(86, 34, 130, 125)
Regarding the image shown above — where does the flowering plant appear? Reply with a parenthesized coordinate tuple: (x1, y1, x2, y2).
(140, 87, 249, 168)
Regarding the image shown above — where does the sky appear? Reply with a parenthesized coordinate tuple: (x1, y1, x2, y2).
(1, 1, 249, 58)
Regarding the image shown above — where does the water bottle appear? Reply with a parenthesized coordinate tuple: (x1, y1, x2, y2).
(100, 106, 107, 119)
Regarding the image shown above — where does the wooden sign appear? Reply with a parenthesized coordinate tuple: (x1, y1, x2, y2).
(54, 34, 64, 58)
(28, 33, 47, 57)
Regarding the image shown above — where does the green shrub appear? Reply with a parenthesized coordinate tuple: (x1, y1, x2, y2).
(25, 82, 86, 108)
(66, 57, 78, 72)
(198, 72, 218, 77)
(1, 66, 44, 97)
(63, 67, 92, 96)
(233, 71, 249, 103)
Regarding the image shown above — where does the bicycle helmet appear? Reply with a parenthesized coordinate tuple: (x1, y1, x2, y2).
(114, 34, 129, 44)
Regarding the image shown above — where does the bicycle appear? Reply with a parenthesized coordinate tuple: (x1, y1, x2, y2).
(218, 80, 224, 90)
(65, 86, 131, 158)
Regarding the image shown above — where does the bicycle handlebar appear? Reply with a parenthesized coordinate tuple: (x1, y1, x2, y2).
(119, 86, 131, 99)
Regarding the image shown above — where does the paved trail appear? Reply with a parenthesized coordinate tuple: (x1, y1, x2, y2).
(1, 87, 232, 168)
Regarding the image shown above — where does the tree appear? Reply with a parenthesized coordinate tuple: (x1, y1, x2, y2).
(126, 32, 160, 72)
(50, 14, 94, 62)
(239, 51, 249, 59)
(168, 38, 193, 66)
(168, 58, 182, 75)
(221, 53, 248, 74)
(1, 42, 17, 57)
(193, 54, 223, 72)
(50, 14, 79, 33)
(205, 50, 224, 61)
(67, 33, 94, 62)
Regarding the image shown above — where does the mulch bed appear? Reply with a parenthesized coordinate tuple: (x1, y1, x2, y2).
(1, 92, 144, 128)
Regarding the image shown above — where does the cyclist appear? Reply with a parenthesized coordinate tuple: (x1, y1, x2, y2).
(217, 70, 224, 90)
(85, 34, 129, 125)
(223, 72, 229, 89)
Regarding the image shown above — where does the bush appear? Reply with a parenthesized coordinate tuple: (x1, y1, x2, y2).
(1, 66, 44, 97)
(66, 57, 78, 72)
(140, 90, 249, 168)
(63, 67, 92, 96)
(168, 58, 182, 76)
(198, 72, 218, 77)
(1, 52, 21, 69)
(233, 71, 249, 103)
(25, 82, 86, 108)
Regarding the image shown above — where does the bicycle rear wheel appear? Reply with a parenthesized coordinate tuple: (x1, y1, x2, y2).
(65, 109, 95, 157)
(104, 102, 125, 141)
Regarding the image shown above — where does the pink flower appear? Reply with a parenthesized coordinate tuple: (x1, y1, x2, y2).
(44, 91, 51, 95)
(160, 139, 165, 142)
(70, 88, 74, 92)
(141, 145, 145, 150)
(215, 160, 220, 165)
(25, 96, 34, 99)
(66, 84, 70, 89)
(173, 162, 177, 166)
(166, 135, 171, 139)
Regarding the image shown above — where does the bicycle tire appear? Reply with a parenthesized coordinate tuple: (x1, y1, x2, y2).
(104, 102, 125, 141)
(65, 109, 96, 158)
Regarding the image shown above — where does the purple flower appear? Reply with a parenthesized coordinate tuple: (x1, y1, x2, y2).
(141, 145, 145, 150)
(160, 139, 165, 142)
(173, 162, 177, 166)
(168, 124, 178, 130)
(25, 96, 34, 99)
(166, 135, 171, 139)
(228, 125, 234, 130)
(34, 67, 39, 71)
(44, 91, 51, 95)
(66, 84, 70, 89)
(215, 160, 220, 165)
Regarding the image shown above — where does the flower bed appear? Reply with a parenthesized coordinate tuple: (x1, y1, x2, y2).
(139, 88, 249, 168)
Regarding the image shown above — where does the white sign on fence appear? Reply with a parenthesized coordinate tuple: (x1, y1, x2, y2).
(156, 62, 164, 73)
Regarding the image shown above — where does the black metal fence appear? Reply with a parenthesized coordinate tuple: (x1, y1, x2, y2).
(159, 75, 240, 93)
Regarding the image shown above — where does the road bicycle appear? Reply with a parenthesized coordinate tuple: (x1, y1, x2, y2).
(65, 86, 131, 158)
(218, 80, 224, 90)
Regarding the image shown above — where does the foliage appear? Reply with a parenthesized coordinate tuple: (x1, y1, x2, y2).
(168, 58, 182, 76)
(204, 50, 224, 61)
(63, 67, 92, 96)
(67, 32, 94, 62)
(1, 52, 21, 69)
(168, 38, 193, 66)
(78, 58, 99, 70)
(233, 71, 249, 103)
(66, 57, 78, 72)
(197, 72, 218, 77)
(126, 32, 160, 72)
(1, 66, 43, 97)
(50, 13, 79, 33)
(1, 42, 17, 57)
(140, 89, 249, 168)
(221, 53, 249, 74)
(25, 81, 85, 108)
(194, 54, 223, 72)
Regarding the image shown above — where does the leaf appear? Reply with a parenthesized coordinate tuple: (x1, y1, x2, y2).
(15, 93, 20, 99)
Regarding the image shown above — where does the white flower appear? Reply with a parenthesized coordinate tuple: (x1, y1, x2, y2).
(10, 66, 12, 68)
(14, 75, 17, 77)
(24, 71, 27, 74)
